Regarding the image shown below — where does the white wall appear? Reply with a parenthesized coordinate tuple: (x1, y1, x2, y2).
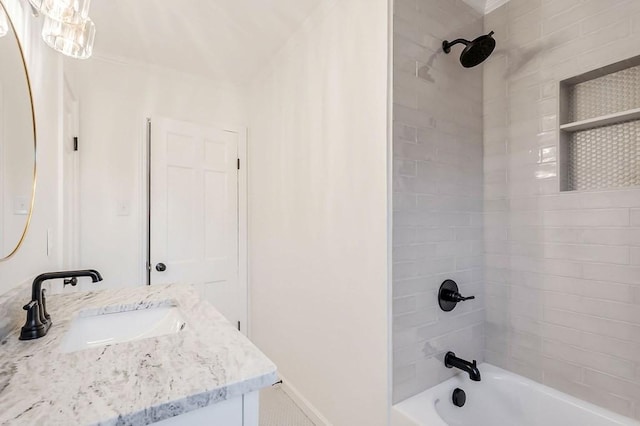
(0, 0, 63, 294)
(248, 0, 390, 424)
(63, 57, 247, 289)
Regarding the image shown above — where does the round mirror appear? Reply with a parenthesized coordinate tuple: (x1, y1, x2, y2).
(0, 1, 37, 261)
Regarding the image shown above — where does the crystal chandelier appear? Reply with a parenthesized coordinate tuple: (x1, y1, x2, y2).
(28, 0, 96, 59)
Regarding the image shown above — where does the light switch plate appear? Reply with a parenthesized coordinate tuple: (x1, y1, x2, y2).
(13, 196, 29, 215)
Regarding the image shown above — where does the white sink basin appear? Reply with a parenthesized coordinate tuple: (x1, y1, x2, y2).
(59, 306, 186, 353)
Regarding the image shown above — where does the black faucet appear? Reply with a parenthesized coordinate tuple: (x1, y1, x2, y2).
(19, 270, 103, 341)
(445, 351, 481, 381)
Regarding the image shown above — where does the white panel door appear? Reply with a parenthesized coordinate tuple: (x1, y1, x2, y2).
(150, 118, 244, 328)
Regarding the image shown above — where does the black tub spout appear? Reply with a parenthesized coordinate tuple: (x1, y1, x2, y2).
(445, 351, 481, 381)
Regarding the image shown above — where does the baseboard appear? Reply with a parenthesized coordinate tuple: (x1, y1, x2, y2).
(277, 374, 332, 426)
(390, 408, 420, 426)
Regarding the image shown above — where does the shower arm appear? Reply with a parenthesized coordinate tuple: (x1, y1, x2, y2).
(442, 38, 471, 54)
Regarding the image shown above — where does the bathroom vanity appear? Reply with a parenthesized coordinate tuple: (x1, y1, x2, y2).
(0, 283, 277, 425)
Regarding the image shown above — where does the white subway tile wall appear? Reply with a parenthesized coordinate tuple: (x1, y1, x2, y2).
(484, 0, 640, 420)
(392, 0, 485, 403)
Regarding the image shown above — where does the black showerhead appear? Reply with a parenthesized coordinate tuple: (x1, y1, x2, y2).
(443, 31, 496, 68)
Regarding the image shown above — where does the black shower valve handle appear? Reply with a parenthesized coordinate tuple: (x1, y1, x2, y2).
(438, 280, 475, 312)
(454, 293, 475, 302)
(442, 289, 475, 303)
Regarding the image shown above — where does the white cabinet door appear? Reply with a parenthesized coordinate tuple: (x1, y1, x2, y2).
(242, 391, 259, 426)
(151, 392, 259, 425)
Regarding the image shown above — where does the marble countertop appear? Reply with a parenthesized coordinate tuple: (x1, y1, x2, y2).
(0, 284, 277, 426)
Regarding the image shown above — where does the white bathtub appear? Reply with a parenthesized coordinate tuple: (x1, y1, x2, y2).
(393, 364, 640, 426)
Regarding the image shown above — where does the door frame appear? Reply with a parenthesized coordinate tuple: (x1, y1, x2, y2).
(0, 85, 4, 251)
(139, 117, 249, 334)
(59, 76, 81, 269)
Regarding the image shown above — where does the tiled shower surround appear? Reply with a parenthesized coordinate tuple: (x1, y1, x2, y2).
(483, 0, 640, 419)
(393, 0, 640, 419)
(392, 0, 485, 403)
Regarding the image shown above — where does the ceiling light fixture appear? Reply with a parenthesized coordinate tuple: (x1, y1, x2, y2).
(41, 13, 94, 59)
(40, 0, 90, 24)
(22, 0, 96, 59)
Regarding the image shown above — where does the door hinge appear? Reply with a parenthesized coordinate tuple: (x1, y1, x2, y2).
(237, 321, 241, 331)
(73, 136, 79, 151)
(237, 158, 240, 170)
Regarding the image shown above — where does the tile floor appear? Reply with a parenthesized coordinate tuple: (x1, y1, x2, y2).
(259, 385, 315, 426)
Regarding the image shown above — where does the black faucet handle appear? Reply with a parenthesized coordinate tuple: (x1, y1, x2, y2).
(23, 300, 37, 311)
(63, 277, 78, 287)
(19, 301, 49, 340)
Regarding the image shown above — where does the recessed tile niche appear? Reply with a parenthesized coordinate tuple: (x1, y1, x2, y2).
(559, 57, 640, 192)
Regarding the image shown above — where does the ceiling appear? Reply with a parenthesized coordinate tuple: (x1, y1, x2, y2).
(90, 0, 325, 84)
(461, 0, 511, 15)
(90, 0, 510, 84)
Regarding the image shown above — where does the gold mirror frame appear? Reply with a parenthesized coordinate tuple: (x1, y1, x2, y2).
(0, 0, 37, 261)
